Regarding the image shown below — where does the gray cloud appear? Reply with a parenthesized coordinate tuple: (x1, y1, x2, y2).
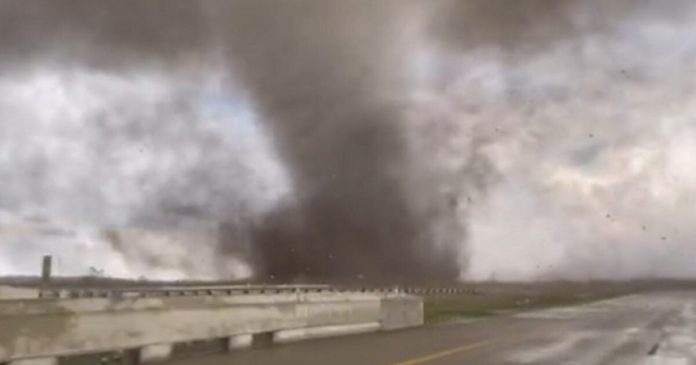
(423, 0, 696, 280)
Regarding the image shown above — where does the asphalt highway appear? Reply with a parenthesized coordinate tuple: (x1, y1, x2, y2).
(167, 291, 696, 365)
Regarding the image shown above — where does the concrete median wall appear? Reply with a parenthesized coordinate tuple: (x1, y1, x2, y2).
(0, 286, 38, 300)
(380, 296, 424, 330)
(0, 291, 422, 364)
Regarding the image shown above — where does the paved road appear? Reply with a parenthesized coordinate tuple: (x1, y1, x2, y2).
(167, 291, 696, 365)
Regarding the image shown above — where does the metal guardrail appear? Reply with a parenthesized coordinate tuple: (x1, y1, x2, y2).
(402, 287, 478, 295)
(36, 285, 478, 299)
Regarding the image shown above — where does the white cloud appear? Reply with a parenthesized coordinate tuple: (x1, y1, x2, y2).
(0, 68, 290, 279)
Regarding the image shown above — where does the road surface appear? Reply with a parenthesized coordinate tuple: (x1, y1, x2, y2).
(167, 291, 696, 365)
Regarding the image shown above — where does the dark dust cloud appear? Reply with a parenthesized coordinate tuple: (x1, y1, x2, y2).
(214, 1, 459, 283)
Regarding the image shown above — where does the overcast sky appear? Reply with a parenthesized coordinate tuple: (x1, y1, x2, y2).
(1, 1, 696, 281)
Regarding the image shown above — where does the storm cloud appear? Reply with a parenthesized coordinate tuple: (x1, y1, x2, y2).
(1, 0, 696, 282)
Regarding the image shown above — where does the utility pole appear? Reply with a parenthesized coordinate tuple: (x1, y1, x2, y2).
(41, 255, 52, 287)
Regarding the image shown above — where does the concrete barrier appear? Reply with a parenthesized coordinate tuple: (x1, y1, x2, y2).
(226, 334, 253, 350)
(139, 344, 173, 363)
(0, 291, 422, 364)
(0, 286, 38, 300)
(7, 359, 57, 365)
(273, 322, 381, 343)
(380, 296, 424, 330)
